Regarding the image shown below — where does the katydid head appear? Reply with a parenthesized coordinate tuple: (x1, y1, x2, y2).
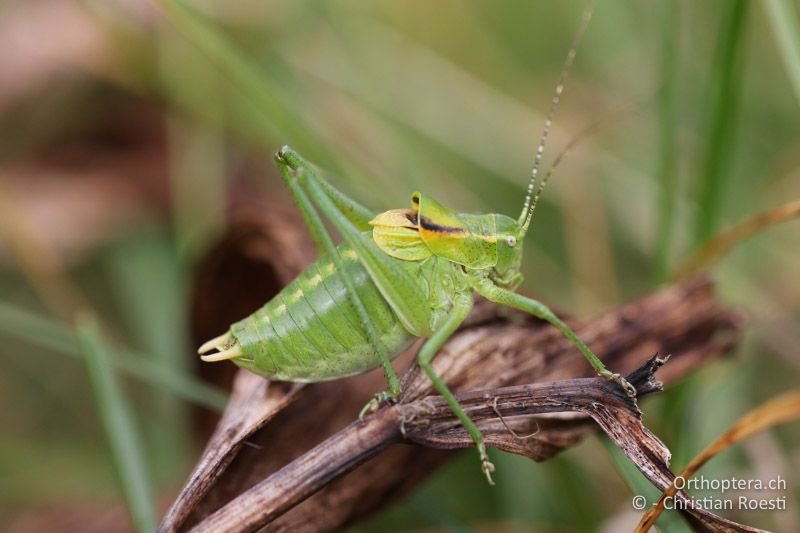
(370, 192, 524, 282)
(493, 213, 524, 281)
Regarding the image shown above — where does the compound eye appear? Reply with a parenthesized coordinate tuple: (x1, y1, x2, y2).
(506, 236, 517, 247)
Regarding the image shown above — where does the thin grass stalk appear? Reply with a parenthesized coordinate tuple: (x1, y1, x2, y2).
(694, 0, 749, 245)
(763, 0, 800, 107)
(654, 1, 679, 282)
(0, 302, 227, 412)
(150, 0, 304, 144)
(78, 314, 157, 533)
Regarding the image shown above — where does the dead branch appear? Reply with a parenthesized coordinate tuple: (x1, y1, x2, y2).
(188, 358, 665, 532)
(189, 356, 763, 533)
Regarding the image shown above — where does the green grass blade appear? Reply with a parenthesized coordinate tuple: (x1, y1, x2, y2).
(0, 302, 227, 412)
(694, 0, 749, 245)
(601, 437, 688, 532)
(150, 0, 303, 144)
(103, 235, 191, 479)
(148, 0, 379, 199)
(763, 0, 800, 107)
(654, 1, 680, 282)
(77, 314, 157, 533)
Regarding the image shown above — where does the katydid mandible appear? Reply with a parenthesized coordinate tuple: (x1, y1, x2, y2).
(198, 4, 633, 484)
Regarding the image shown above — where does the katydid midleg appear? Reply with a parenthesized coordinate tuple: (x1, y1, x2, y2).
(198, 3, 632, 484)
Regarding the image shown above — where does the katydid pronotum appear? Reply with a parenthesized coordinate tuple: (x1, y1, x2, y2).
(198, 4, 634, 484)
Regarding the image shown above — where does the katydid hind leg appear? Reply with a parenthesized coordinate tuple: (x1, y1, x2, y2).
(274, 149, 402, 400)
(275, 154, 328, 254)
(278, 145, 375, 230)
(279, 147, 432, 339)
(301, 175, 406, 403)
(302, 172, 449, 413)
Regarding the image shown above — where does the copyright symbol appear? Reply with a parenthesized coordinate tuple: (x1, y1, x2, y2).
(632, 495, 647, 510)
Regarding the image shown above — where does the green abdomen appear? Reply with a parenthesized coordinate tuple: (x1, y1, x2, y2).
(229, 243, 416, 382)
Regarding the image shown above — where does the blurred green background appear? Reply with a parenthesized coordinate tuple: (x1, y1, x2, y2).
(1, 0, 799, 531)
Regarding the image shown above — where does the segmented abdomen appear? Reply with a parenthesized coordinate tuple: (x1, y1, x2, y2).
(229, 243, 416, 382)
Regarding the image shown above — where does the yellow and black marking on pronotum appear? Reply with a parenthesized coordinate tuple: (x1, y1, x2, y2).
(370, 192, 498, 269)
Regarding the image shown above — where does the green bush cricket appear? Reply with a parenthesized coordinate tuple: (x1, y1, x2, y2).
(198, 3, 634, 484)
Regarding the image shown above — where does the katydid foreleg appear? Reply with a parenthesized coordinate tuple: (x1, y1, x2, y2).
(414, 292, 498, 484)
(470, 275, 637, 396)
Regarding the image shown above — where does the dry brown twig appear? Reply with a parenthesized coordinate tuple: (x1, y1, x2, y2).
(186, 357, 765, 533)
(160, 208, 757, 533)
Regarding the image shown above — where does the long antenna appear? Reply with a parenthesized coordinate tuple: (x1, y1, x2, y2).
(519, 1, 596, 236)
(530, 102, 638, 226)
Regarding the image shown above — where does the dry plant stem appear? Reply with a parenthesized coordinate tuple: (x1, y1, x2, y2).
(191, 357, 763, 533)
(159, 373, 304, 530)
(673, 199, 800, 280)
(192, 409, 402, 533)
(636, 390, 800, 532)
(190, 359, 663, 533)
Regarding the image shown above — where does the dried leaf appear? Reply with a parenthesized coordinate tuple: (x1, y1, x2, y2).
(673, 199, 800, 280)
(635, 390, 800, 532)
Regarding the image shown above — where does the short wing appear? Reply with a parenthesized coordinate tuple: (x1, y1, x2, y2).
(370, 209, 432, 261)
